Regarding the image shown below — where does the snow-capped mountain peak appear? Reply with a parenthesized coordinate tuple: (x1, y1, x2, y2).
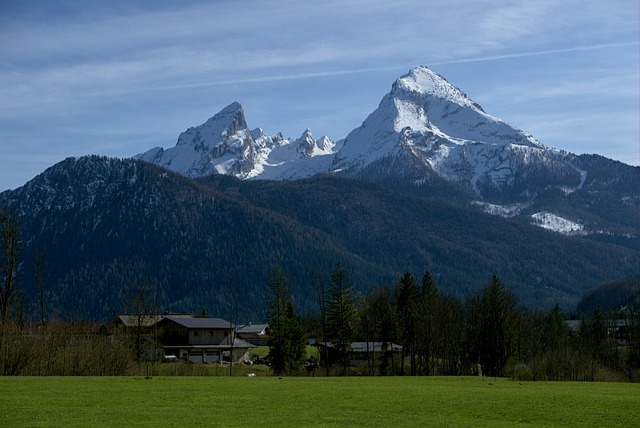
(136, 66, 588, 203)
(394, 66, 479, 110)
(177, 101, 247, 147)
(136, 103, 340, 181)
(136, 101, 258, 178)
(331, 66, 581, 199)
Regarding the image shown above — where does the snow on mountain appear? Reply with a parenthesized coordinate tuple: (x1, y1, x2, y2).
(136, 66, 588, 202)
(136, 103, 337, 180)
(246, 128, 341, 180)
(332, 66, 584, 197)
(531, 211, 586, 236)
(471, 200, 532, 218)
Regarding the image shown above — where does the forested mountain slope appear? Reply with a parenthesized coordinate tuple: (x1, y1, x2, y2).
(1, 156, 638, 321)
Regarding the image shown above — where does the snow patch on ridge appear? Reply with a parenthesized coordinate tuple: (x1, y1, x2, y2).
(472, 201, 531, 218)
(531, 212, 585, 235)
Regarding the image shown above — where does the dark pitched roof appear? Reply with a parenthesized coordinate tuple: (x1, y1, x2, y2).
(233, 338, 257, 349)
(117, 314, 163, 328)
(116, 313, 193, 328)
(162, 316, 233, 329)
(236, 323, 268, 334)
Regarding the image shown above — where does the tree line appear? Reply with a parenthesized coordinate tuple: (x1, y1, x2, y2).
(268, 264, 640, 381)
(2, 205, 640, 380)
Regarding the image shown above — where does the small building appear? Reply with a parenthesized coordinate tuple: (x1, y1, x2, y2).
(158, 316, 255, 363)
(236, 323, 270, 346)
(314, 341, 403, 367)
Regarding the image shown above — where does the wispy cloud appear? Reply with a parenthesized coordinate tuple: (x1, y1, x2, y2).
(433, 42, 640, 66)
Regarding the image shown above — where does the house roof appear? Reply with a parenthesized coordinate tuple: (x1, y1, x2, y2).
(161, 316, 233, 329)
(116, 313, 193, 328)
(163, 337, 256, 350)
(236, 323, 268, 334)
(233, 338, 257, 349)
(315, 341, 403, 352)
(237, 332, 270, 341)
(116, 314, 163, 328)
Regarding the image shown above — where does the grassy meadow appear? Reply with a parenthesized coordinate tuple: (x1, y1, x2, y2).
(1, 376, 638, 427)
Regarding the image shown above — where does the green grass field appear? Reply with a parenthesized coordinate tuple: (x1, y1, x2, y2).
(1, 376, 638, 427)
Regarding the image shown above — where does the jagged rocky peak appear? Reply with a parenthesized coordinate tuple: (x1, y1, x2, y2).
(251, 127, 264, 140)
(177, 101, 248, 148)
(316, 135, 334, 152)
(208, 101, 247, 134)
(295, 129, 336, 157)
(135, 101, 256, 178)
(297, 129, 316, 156)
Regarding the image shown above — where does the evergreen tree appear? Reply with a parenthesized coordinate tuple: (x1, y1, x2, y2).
(579, 305, 615, 378)
(396, 272, 419, 375)
(282, 300, 307, 375)
(327, 263, 357, 375)
(267, 267, 307, 375)
(471, 275, 516, 377)
(545, 304, 566, 351)
(418, 271, 440, 375)
(367, 284, 398, 375)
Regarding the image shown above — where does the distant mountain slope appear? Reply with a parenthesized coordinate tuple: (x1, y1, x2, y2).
(3, 156, 637, 321)
(1, 156, 384, 320)
(576, 276, 640, 315)
(199, 174, 640, 305)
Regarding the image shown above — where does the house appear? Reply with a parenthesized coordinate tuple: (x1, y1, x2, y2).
(314, 341, 403, 367)
(158, 316, 255, 363)
(565, 318, 632, 346)
(114, 313, 194, 361)
(236, 323, 270, 346)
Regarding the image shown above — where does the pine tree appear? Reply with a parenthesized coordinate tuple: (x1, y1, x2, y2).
(267, 267, 307, 375)
(396, 272, 419, 375)
(327, 263, 357, 375)
(473, 275, 516, 377)
(418, 271, 440, 375)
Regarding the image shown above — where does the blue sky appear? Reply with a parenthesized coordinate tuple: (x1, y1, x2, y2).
(1, 0, 638, 191)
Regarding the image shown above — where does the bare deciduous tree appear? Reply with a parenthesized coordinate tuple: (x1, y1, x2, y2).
(33, 249, 50, 324)
(0, 209, 21, 328)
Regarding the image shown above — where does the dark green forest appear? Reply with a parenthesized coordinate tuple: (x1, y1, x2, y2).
(0, 156, 638, 322)
(277, 265, 640, 381)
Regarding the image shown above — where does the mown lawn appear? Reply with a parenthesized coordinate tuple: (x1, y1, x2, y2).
(1, 376, 638, 427)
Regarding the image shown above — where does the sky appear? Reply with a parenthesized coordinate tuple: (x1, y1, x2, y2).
(0, 0, 638, 191)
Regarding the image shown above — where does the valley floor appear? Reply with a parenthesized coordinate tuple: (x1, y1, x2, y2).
(1, 376, 638, 427)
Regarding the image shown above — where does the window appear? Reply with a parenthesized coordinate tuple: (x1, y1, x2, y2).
(193, 331, 199, 336)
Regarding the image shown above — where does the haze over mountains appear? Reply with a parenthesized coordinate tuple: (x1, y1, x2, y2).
(1, 67, 638, 320)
